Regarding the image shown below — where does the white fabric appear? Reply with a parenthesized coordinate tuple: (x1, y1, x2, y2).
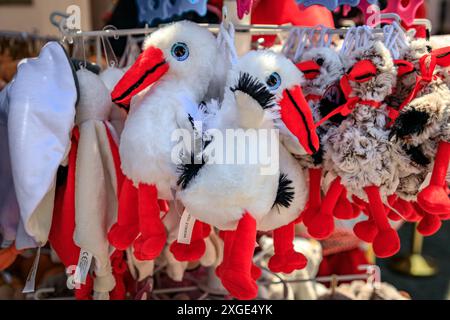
(7, 42, 77, 249)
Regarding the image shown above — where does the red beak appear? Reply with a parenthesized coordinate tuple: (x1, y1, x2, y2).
(111, 46, 169, 111)
(394, 59, 415, 77)
(347, 60, 377, 83)
(296, 60, 321, 80)
(433, 46, 450, 67)
(280, 86, 320, 155)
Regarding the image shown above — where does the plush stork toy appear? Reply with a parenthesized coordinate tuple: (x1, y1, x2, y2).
(108, 21, 221, 261)
(390, 46, 450, 229)
(178, 50, 318, 299)
(319, 39, 404, 258)
(295, 47, 361, 238)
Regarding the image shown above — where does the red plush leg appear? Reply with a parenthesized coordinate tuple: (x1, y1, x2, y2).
(307, 177, 342, 239)
(417, 141, 450, 215)
(220, 213, 258, 300)
(108, 178, 140, 250)
(364, 186, 400, 258)
(170, 220, 207, 262)
(353, 210, 378, 243)
(394, 198, 420, 222)
(417, 213, 442, 236)
(387, 195, 402, 221)
(268, 223, 307, 274)
(133, 184, 166, 261)
(216, 230, 261, 281)
(301, 168, 322, 225)
(334, 188, 358, 219)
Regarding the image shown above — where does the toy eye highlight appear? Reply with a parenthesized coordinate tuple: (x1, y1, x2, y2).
(171, 42, 189, 61)
(266, 72, 281, 90)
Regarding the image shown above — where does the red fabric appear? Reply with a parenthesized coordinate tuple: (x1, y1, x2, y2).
(219, 213, 258, 300)
(170, 220, 209, 262)
(109, 250, 128, 300)
(268, 223, 307, 273)
(111, 47, 169, 110)
(306, 177, 343, 240)
(108, 178, 140, 250)
(300, 168, 322, 225)
(318, 248, 368, 281)
(334, 188, 359, 220)
(364, 186, 400, 258)
(280, 86, 320, 155)
(251, 0, 334, 47)
(48, 127, 93, 300)
(417, 141, 450, 215)
(133, 184, 166, 261)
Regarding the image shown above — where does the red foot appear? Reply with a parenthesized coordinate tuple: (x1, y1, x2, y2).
(439, 213, 450, 220)
(107, 224, 139, 250)
(372, 229, 400, 258)
(417, 214, 442, 236)
(268, 251, 307, 274)
(307, 214, 334, 240)
(133, 233, 167, 261)
(169, 239, 206, 262)
(417, 185, 450, 215)
(333, 193, 355, 220)
(387, 210, 402, 221)
(353, 220, 377, 243)
(221, 268, 258, 300)
(301, 205, 320, 227)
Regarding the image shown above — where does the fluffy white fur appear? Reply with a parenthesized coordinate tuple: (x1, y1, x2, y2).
(179, 50, 308, 231)
(120, 21, 221, 199)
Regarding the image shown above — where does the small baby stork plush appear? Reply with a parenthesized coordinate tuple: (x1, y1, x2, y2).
(319, 39, 405, 258)
(390, 46, 450, 226)
(178, 50, 318, 300)
(295, 47, 361, 238)
(108, 21, 221, 261)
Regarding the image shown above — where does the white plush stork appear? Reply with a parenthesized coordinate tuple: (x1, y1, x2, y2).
(108, 21, 221, 261)
(178, 50, 319, 299)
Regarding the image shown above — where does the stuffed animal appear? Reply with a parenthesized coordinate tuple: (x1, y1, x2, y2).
(177, 50, 318, 299)
(318, 39, 404, 258)
(49, 67, 126, 300)
(108, 21, 222, 261)
(390, 46, 450, 230)
(295, 47, 361, 238)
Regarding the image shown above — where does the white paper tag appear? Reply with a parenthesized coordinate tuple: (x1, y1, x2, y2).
(76, 249, 93, 285)
(22, 247, 41, 293)
(177, 210, 196, 245)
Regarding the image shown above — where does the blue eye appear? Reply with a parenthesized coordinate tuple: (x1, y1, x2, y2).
(266, 72, 281, 90)
(171, 42, 189, 61)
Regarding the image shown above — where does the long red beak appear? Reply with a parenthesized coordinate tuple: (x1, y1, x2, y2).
(111, 46, 169, 111)
(347, 60, 377, 83)
(394, 59, 415, 77)
(280, 86, 320, 155)
(296, 60, 321, 80)
(433, 46, 450, 67)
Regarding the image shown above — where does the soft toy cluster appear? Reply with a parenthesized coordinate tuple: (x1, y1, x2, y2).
(1, 20, 449, 301)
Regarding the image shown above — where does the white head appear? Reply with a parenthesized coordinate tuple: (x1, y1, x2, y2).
(111, 21, 220, 110)
(225, 50, 319, 155)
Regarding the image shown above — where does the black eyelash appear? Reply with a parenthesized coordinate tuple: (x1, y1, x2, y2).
(230, 72, 276, 110)
(273, 173, 295, 209)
